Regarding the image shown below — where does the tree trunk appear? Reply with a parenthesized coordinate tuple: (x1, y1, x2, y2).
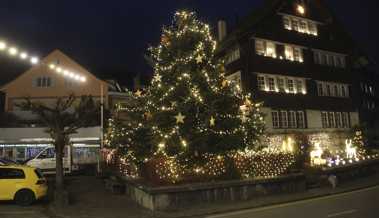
(54, 135, 69, 207)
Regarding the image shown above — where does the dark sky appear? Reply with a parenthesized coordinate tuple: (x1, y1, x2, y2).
(0, 0, 378, 87)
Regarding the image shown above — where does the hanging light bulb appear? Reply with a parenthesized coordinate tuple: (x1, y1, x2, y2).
(0, 41, 7, 50)
(8, 47, 18, 56)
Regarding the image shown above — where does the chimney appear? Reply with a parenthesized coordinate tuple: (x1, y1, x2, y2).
(217, 20, 227, 42)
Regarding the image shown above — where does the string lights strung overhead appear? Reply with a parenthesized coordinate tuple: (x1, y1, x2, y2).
(0, 38, 87, 83)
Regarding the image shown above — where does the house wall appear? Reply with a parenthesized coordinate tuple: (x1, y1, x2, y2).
(0, 50, 108, 115)
(220, 0, 362, 140)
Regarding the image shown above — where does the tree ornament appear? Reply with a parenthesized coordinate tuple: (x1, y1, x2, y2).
(135, 90, 142, 97)
(196, 54, 203, 64)
(161, 34, 170, 46)
(222, 79, 229, 88)
(144, 112, 153, 121)
(154, 74, 162, 82)
(171, 101, 177, 107)
(244, 99, 252, 107)
(210, 116, 216, 127)
(175, 112, 186, 124)
(194, 150, 199, 157)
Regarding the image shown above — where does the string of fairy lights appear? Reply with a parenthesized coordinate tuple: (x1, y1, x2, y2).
(0, 38, 87, 83)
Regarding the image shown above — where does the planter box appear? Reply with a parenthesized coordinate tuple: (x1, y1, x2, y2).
(124, 173, 305, 211)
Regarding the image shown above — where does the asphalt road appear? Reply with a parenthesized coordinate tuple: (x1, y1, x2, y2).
(206, 185, 379, 218)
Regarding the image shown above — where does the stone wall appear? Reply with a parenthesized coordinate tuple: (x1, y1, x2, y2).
(124, 173, 306, 211)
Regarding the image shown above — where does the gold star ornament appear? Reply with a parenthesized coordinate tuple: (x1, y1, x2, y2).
(135, 90, 142, 97)
(196, 55, 203, 64)
(210, 116, 216, 127)
(175, 112, 186, 124)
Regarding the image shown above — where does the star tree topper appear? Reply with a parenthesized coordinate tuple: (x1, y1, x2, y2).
(175, 112, 186, 124)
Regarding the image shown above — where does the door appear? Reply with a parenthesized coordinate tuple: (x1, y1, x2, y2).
(0, 168, 26, 200)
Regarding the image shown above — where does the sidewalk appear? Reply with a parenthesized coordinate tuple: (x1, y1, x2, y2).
(46, 174, 379, 218)
(47, 176, 153, 218)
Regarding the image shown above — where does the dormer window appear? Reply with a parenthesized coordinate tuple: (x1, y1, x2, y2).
(282, 15, 318, 36)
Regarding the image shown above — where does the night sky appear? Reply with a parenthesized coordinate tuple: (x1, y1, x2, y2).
(0, 0, 378, 88)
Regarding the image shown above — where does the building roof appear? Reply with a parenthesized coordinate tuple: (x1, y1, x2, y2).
(217, 0, 338, 51)
(0, 49, 105, 91)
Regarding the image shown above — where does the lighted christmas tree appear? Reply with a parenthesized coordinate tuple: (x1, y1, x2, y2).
(147, 10, 264, 159)
(110, 11, 265, 180)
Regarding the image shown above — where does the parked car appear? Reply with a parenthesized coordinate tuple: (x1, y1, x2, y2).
(0, 158, 17, 165)
(0, 165, 48, 205)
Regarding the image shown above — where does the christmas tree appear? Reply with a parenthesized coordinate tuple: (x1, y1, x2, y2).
(110, 11, 265, 180)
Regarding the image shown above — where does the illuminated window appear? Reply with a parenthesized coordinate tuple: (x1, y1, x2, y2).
(268, 77, 275, 91)
(257, 75, 266, 91)
(280, 111, 288, 128)
(255, 39, 276, 58)
(272, 110, 307, 129)
(328, 112, 335, 128)
(296, 80, 303, 94)
(308, 22, 318, 35)
(272, 111, 280, 128)
(321, 112, 328, 128)
(292, 19, 299, 31)
(255, 40, 265, 56)
(226, 71, 242, 92)
(282, 15, 318, 36)
(288, 111, 297, 128)
(299, 21, 307, 33)
(341, 112, 349, 128)
(257, 74, 306, 95)
(335, 112, 342, 128)
(287, 79, 295, 93)
(283, 17, 291, 30)
(297, 5, 305, 15)
(277, 77, 285, 92)
(266, 42, 276, 58)
(297, 111, 305, 128)
(285, 45, 294, 61)
(293, 47, 303, 62)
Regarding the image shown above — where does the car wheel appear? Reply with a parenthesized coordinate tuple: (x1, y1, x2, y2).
(14, 189, 36, 206)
